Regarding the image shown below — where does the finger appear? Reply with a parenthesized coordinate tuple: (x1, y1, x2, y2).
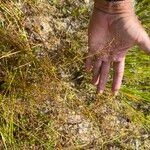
(112, 59, 125, 95)
(87, 9, 108, 72)
(137, 28, 150, 55)
(85, 52, 93, 72)
(92, 59, 102, 85)
(97, 61, 110, 93)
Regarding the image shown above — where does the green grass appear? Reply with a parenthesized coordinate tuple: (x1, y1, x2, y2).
(0, 0, 150, 149)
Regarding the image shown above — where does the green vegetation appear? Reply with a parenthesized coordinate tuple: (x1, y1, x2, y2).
(0, 0, 149, 149)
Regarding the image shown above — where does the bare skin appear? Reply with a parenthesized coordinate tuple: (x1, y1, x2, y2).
(85, 0, 150, 95)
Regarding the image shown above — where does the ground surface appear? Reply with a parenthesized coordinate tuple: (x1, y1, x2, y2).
(0, 0, 150, 149)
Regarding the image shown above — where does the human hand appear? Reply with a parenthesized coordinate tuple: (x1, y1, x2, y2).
(85, 0, 150, 95)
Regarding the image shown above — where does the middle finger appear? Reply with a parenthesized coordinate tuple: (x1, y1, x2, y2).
(97, 61, 111, 93)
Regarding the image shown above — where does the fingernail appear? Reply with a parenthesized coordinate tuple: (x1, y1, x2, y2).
(99, 90, 103, 94)
(91, 79, 98, 85)
(113, 91, 118, 96)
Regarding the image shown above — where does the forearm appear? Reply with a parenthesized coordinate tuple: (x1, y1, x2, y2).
(94, 0, 134, 14)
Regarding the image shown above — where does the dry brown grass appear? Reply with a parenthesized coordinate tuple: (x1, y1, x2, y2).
(0, 0, 149, 149)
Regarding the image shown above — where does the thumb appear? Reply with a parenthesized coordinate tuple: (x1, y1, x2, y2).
(137, 28, 150, 55)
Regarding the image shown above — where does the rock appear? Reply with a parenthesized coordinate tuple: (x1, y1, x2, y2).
(84, 0, 90, 4)
(67, 115, 82, 124)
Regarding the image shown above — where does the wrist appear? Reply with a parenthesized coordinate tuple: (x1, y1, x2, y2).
(94, 0, 134, 14)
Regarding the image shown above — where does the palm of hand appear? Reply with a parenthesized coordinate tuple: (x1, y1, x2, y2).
(86, 8, 150, 94)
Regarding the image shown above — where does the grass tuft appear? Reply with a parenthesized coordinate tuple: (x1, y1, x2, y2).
(0, 0, 149, 149)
